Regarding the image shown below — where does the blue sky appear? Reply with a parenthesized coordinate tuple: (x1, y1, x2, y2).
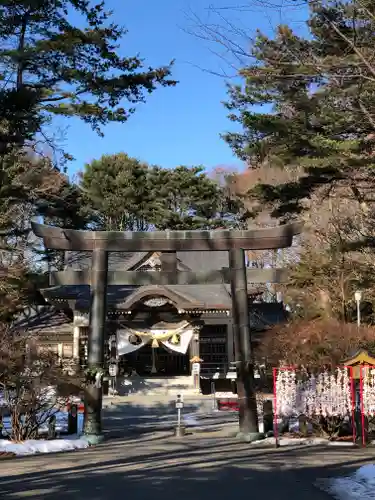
(62, 0, 307, 178)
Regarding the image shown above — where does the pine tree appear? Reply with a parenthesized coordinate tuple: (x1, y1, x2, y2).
(79, 153, 161, 231)
(0, 0, 176, 157)
(224, 0, 375, 219)
(150, 165, 245, 230)
(0, 0, 177, 307)
(80, 156, 245, 231)
(222, 1, 375, 320)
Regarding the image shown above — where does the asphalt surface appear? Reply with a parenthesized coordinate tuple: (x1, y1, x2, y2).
(101, 396, 238, 437)
(1, 396, 374, 499)
(1, 431, 375, 499)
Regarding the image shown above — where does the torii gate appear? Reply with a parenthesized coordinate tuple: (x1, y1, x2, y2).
(32, 222, 302, 443)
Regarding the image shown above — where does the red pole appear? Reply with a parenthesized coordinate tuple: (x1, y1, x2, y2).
(360, 366, 366, 447)
(349, 366, 356, 445)
(273, 367, 279, 447)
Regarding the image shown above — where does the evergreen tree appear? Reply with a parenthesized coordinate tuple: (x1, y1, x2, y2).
(80, 155, 245, 231)
(0, 0, 176, 157)
(0, 0, 178, 309)
(222, 0, 375, 321)
(150, 165, 245, 230)
(224, 0, 375, 219)
(79, 153, 160, 231)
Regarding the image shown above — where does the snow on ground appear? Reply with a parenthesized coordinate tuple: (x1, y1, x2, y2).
(0, 412, 88, 457)
(0, 437, 90, 456)
(251, 436, 329, 446)
(326, 464, 375, 500)
(183, 414, 199, 426)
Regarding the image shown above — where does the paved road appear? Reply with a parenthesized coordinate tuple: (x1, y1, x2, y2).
(1, 431, 374, 500)
(101, 395, 238, 436)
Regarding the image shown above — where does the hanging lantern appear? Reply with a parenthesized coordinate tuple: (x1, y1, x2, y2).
(129, 334, 141, 345)
(170, 334, 180, 345)
(151, 338, 159, 348)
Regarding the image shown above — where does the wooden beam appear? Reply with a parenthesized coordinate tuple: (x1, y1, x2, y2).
(160, 252, 177, 284)
(50, 268, 288, 286)
(32, 222, 302, 252)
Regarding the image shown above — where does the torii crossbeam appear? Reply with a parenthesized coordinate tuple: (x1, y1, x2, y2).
(32, 222, 301, 251)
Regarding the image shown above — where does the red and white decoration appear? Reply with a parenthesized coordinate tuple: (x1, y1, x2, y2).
(362, 366, 375, 416)
(275, 368, 352, 417)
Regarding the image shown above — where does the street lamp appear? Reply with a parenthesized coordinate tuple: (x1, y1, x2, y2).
(354, 290, 363, 327)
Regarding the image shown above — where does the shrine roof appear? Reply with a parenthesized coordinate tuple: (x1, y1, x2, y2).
(41, 283, 263, 310)
(65, 251, 150, 271)
(64, 250, 229, 273)
(343, 349, 375, 366)
(13, 303, 287, 333)
(176, 251, 229, 272)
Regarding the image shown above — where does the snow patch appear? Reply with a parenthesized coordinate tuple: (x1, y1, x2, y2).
(327, 441, 355, 447)
(251, 436, 328, 447)
(214, 392, 238, 398)
(327, 464, 375, 500)
(183, 414, 199, 426)
(0, 437, 90, 456)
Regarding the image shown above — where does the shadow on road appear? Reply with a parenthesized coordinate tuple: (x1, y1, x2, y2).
(102, 400, 234, 438)
(0, 434, 374, 500)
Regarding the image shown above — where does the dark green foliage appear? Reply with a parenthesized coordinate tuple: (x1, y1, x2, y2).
(80, 154, 245, 231)
(79, 153, 159, 231)
(224, 1, 375, 219)
(0, 151, 87, 238)
(0, 88, 41, 156)
(0, 0, 176, 155)
(150, 165, 245, 230)
(0, 0, 178, 311)
(0, 1, 179, 322)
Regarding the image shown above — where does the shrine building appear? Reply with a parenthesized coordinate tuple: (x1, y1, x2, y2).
(16, 250, 287, 378)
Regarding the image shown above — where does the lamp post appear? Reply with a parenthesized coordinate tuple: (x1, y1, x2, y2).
(354, 290, 363, 327)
